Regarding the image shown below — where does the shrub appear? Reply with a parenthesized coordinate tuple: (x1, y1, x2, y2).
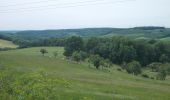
(147, 62, 162, 72)
(141, 74, 149, 78)
(156, 70, 167, 80)
(89, 55, 103, 69)
(126, 61, 142, 75)
(72, 51, 82, 62)
(72, 51, 88, 62)
(40, 48, 48, 56)
(150, 77, 154, 80)
(117, 68, 122, 71)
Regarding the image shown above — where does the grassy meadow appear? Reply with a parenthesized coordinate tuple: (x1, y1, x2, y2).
(0, 47, 170, 100)
(0, 39, 18, 48)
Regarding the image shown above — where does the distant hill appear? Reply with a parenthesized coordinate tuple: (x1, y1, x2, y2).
(0, 27, 170, 42)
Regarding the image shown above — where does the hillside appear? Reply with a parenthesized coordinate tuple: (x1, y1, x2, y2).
(0, 47, 170, 100)
(0, 27, 170, 42)
(0, 39, 18, 48)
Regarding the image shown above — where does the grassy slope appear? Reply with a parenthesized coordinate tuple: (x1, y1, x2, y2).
(0, 47, 170, 100)
(0, 39, 18, 48)
(160, 37, 170, 41)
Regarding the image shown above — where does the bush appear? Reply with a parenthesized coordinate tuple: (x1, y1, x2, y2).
(72, 51, 88, 62)
(141, 74, 149, 78)
(156, 70, 167, 80)
(126, 61, 142, 75)
(40, 48, 48, 56)
(150, 77, 154, 80)
(72, 51, 82, 62)
(0, 68, 71, 99)
(89, 55, 103, 69)
(117, 68, 122, 71)
(147, 62, 162, 72)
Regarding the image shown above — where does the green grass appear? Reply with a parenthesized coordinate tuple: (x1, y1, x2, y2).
(0, 47, 170, 100)
(160, 37, 170, 41)
(0, 39, 18, 48)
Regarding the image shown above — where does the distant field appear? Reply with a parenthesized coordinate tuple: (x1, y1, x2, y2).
(0, 47, 170, 100)
(160, 37, 170, 41)
(0, 39, 18, 48)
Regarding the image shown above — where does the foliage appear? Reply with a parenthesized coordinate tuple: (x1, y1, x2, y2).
(72, 51, 81, 62)
(63, 36, 84, 57)
(117, 68, 122, 71)
(84, 37, 170, 66)
(126, 61, 142, 75)
(1, 27, 170, 48)
(63, 36, 170, 74)
(148, 62, 162, 72)
(89, 55, 103, 69)
(141, 74, 149, 78)
(156, 70, 167, 80)
(0, 66, 71, 100)
(40, 49, 48, 56)
(159, 54, 170, 63)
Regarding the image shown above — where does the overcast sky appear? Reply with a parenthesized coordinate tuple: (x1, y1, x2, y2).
(0, 0, 170, 30)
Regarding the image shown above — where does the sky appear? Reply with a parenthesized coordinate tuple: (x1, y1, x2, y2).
(0, 0, 170, 30)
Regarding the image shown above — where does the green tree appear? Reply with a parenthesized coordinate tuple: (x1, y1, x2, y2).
(72, 51, 87, 62)
(119, 45, 136, 63)
(89, 55, 103, 69)
(86, 37, 99, 54)
(72, 51, 81, 62)
(40, 49, 48, 56)
(134, 42, 156, 66)
(79, 51, 88, 61)
(126, 61, 142, 75)
(108, 36, 136, 64)
(64, 36, 84, 57)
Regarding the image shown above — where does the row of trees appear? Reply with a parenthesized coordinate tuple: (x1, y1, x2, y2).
(63, 36, 170, 78)
(0, 33, 63, 50)
(10, 38, 66, 48)
(148, 62, 170, 80)
(86, 37, 170, 66)
(64, 36, 170, 66)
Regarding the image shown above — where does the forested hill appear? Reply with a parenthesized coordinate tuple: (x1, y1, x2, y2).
(0, 27, 170, 47)
(0, 28, 114, 41)
(0, 27, 170, 40)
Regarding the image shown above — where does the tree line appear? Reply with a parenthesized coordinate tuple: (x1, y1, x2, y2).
(64, 36, 170, 65)
(63, 36, 170, 79)
(13, 38, 66, 48)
